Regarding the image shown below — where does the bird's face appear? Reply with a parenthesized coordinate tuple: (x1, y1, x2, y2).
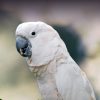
(16, 22, 59, 69)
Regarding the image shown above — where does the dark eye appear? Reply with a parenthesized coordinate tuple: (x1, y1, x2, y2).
(31, 32, 36, 35)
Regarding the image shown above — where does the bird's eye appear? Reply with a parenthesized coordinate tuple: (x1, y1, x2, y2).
(31, 32, 36, 35)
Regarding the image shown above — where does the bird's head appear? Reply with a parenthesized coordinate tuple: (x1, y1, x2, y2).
(16, 22, 61, 70)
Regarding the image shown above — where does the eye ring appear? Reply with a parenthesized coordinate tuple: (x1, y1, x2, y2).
(31, 32, 36, 35)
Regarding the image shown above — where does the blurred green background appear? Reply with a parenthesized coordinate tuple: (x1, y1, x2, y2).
(0, 1, 100, 100)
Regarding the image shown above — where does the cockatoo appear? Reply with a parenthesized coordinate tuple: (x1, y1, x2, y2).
(15, 21, 96, 100)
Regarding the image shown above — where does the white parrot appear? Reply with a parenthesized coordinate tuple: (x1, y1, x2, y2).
(15, 21, 96, 100)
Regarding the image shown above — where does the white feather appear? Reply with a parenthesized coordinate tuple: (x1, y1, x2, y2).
(16, 21, 96, 100)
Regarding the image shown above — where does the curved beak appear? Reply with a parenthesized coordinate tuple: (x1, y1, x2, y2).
(16, 36, 32, 57)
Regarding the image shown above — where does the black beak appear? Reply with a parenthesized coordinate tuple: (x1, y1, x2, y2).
(16, 36, 32, 57)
